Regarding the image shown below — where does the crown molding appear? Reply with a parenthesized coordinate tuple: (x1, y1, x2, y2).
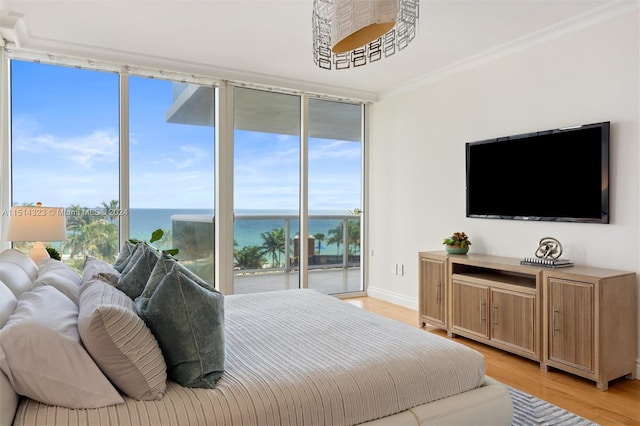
(0, 10, 25, 47)
(3, 22, 378, 103)
(381, 0, 640, 99)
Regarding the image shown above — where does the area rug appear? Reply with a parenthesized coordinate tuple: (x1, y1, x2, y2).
(508, 386, 598, 426)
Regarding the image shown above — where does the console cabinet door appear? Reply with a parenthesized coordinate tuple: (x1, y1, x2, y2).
(419, 256, 446, 328)
(452, 279, 489, 339)
(547, 278, 594, 372)
(490, 288, 536, 356)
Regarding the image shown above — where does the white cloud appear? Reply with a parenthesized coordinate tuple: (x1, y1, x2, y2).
(14, 128, 119, 169)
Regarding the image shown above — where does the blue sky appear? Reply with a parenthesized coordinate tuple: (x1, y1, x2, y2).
(11, 60, 361, 211)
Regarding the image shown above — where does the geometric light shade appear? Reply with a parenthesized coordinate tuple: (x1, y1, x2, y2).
(6, 202, 66, 266)
(331, 0, 398, 54)
(313, 0, 419, 70)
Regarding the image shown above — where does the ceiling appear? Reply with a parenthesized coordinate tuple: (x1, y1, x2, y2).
(0, 0, 634, 101)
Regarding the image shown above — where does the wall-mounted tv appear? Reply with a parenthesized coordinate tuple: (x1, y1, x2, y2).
(466, 121, 610, 224)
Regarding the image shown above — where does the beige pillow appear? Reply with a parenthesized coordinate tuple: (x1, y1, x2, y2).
(78, 279, 167, 400)
(0, 286, 123, 408)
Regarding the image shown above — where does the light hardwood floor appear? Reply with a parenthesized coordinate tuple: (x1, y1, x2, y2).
(346, 296, 640, 426)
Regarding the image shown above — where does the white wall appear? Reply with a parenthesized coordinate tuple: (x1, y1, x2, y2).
(367, 11, 639, 371)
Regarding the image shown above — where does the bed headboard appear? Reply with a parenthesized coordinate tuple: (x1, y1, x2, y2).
(0, 249, 37, 426)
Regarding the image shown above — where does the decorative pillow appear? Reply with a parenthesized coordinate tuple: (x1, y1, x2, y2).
(82, 256, 121, 284)
(33, 258, 82, 304)
(117, 244, 160, 299)
(0, 261, 33, 298)
(0, 286, 123, 408)
(78, 279, 167, 400)
(0, 249, 38, 282)
(0, 283, 17, 328)
(136, 259, 225, 388)
(94, 272, 119, 286)
(113, 240, 137, 273)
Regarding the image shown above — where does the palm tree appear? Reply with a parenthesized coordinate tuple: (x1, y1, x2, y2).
(327, 224, 343, 255)
(234, 246, 264, 270)
(62, 204, 89, 259)
(259, 228, 286, 267)
(101, 199, 120, 222)
(347, 219, 361, 254)
(83, 219, 118, 261)
(313, 232, 326, 255)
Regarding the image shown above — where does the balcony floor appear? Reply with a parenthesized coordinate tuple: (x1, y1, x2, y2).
(233, 267, 362, 295)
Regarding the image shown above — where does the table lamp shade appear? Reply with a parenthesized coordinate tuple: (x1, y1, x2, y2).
(6, 205, 67, 242)
(6, 204, 67, 266)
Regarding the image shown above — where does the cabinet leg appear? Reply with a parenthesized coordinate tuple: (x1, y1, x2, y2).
(596, 381, 608, 391)
(539, 362, 548, 372)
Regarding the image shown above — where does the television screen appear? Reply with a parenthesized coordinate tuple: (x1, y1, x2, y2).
(466, 122, 609, 223)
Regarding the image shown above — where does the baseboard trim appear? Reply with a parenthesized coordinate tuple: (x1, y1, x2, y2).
(366, 286, 418, 311)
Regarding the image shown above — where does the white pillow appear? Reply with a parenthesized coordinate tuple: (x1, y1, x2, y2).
(33, 258, 82, 304)
(78, 279, 167, 400)
(0, 282, 17, 328)
(0, 286, 124, 408)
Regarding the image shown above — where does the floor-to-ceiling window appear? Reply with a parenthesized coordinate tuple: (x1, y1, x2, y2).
(6, 57, 365, 294)
(10, 60, 120, 270)
(307, 98, 363, 294)
(129, 77, 216, 284)
(232, 87, 301, 293)
(231, 87, 364, 295)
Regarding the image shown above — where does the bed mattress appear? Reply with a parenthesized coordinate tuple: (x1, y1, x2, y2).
(13, 289, 486, 426)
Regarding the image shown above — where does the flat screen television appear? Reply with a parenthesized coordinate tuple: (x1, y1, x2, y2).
(466, 121, 610, 224)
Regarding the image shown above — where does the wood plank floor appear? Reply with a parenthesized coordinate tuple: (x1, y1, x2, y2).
(345, 296, 640, 426)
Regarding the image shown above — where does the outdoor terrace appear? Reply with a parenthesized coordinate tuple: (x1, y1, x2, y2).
(171, 212, 363, 295)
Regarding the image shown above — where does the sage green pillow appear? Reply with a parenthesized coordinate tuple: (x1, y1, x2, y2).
(136, 261, 224, 389)
(117, 244, 160, 299)
(113, 240, 137, 272)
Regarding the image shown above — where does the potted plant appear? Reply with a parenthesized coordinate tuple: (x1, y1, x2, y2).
(443, 232, 471, 254)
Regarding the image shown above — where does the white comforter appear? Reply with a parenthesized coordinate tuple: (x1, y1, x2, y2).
(14, 289, 485, 426)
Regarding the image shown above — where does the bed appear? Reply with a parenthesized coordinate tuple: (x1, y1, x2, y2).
(0, 247, 513, 426)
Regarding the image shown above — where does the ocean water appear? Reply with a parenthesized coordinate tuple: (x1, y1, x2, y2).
(129, 208, 356, 254)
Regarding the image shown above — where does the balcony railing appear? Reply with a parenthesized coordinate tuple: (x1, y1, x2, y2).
(171, 213, 361, 285)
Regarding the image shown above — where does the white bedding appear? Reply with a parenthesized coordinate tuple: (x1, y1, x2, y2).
(14, 290, 484, 426)
(13, 289, 486, 426)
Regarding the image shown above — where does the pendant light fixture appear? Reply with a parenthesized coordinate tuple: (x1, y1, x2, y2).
(312, 0, 419, 70)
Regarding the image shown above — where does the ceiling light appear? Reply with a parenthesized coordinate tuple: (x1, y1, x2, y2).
(312, 0, 419, 70)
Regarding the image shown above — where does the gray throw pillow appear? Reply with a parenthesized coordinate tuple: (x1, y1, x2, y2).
(113, 240, 137, 273)
(136, 260, 224, 389)
(117, 244, 160, 299)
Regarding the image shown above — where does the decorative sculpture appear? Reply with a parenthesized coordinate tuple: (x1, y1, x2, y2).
(535, 237, 563, 260)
